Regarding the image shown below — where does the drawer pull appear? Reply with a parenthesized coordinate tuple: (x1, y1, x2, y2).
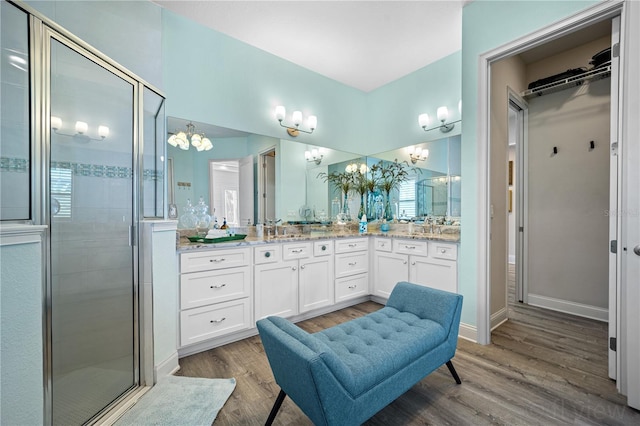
(348, 262, 357, 266)
(321, 245, 327, 251)
(210, 317, 226, 324)
(440, 249, 447, 254)
(210, 284, 227, 289)
(209, 258, 226, 263)
(348, 285, 357, 289)
(348, 243, 357, 248)
(291, 249, 304, 253)
(405, 245, 416, 250)
(264, 252, 271, 258)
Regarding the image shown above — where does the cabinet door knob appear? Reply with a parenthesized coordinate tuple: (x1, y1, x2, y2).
(441, 249, 447, 254)
(411, 261, 416, 265)
(264, 251, 271, 258)
(210, 317, 226, 324)
(301, 265, 305, 270)
(321, 245, 327, 251)
(403, 261, 407, 265)
(210, 283, 227, 289)
(291, 266, 297, 271)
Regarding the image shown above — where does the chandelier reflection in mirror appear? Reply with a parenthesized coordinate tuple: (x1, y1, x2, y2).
(167, 122, 213, 151)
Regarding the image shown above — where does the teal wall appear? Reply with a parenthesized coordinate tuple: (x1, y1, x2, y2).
(161, 11, 367, 153)
(459, 0, 601, 325)
(366, 52, 462, 155)
(1, 240, 43, 426)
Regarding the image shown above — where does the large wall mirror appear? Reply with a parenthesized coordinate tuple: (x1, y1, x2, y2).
(167, 117, 461, 228)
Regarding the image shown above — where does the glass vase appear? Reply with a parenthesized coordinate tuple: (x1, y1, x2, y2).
(358, 193, 365, 219)
(384, 191, 394, 221)
(341, 192, 351, 221)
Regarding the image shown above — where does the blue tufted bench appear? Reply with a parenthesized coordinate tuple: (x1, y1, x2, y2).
(257, 282, 463, 425)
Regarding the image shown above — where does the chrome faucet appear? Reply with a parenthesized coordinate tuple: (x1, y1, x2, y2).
(266, 218, 282, 237)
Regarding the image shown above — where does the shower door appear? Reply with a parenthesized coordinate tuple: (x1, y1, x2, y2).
(48, 34, 138, 425)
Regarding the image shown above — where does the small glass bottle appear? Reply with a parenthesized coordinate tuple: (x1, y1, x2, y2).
(220, 218, 228, 229)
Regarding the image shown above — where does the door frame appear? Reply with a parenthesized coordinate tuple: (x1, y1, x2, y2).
(507, 91, 528, 305)
(257, 146, 277, 224)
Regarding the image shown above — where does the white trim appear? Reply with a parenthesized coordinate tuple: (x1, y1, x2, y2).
(141, 219, 178, 233)
(477, 0, 625, 346)
(0, 224, 47, 246)
(508, 255, 515, 264)
(458, 322, 477, 343)
(490, 307, 508, 331)
(154, 351, 180, 382)
(527, 294, 608, 322)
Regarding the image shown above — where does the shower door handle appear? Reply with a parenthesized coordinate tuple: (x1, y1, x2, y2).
(129, 225, 136, 247)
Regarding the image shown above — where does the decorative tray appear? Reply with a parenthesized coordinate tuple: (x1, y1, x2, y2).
(187, 234, 247, 244)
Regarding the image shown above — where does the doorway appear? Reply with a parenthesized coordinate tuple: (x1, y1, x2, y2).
(258, 148, 276, 224)
(484, 5, 621, 395)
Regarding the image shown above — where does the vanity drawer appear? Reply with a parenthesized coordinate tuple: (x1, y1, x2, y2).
(181, 248, 250, 273)
(282, 242, 311, 260)
(180, 266, 250, 310)
(335, 251, 369, 278)
(335, 238, 368, 253)
(393, 239, 428, 256)
(180, 298, 251, 347)
(430, 242, 458, 261)
(335, 273, 368, 302)
(313, 240, 333, 257)
(254, 245, 281, 264)
(374, 238, 392, 252)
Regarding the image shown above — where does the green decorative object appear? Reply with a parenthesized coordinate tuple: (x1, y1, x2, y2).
(187, 234, 247, 244)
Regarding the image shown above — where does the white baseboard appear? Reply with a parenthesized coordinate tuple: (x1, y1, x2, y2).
(527, 294, 608, 322)
(490, 307, 508, 331)
(154, 351, 180, 382)
(458, 322, 477, 343)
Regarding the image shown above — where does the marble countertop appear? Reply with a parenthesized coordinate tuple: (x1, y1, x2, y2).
(177, 230, 460, 252)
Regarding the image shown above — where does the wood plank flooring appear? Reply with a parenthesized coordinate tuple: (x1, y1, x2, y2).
(176, 276, 640, 425)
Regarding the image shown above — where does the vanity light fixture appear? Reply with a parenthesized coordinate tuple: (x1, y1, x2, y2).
(50, 116, 109, 141)
(305, 148, 324, 165)
(275, 105, 317, 137)
(167, 122, 213, 151)
(407, 145, 429, 164)
(418, 105, 461, 133)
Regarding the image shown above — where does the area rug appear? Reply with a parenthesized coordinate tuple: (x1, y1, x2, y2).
(115, 376, 236, 426)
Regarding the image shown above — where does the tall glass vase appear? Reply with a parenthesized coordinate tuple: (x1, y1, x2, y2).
(357, 193, 365, 219)
(341, 191, 351, 221)
(384, 191, 394, 221)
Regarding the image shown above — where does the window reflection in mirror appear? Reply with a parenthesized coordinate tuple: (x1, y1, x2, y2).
(369, 135, 461, 220)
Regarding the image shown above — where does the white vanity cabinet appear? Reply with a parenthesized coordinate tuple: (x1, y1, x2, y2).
(334, 238, 369, 302)
(373, 238, 457, 299)
(254, 241, 335, 320)
(179, 248, 252, 348)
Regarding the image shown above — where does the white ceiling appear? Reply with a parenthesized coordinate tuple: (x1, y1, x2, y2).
(153, 0, 464, 92)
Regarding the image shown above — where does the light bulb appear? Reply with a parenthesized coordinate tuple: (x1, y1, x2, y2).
(418, 113, 430, 129)
(311, 148, 319, 158)
(275, 105, 285, 122)
(437, 107, 449, 122)
(51, 116, 62, 131)
(98, 125, 109, 139)
(292, 111, 303, 126)
(305, 150, 311, 160)
(168, 134, 178, 147)
(75, 121, 88, 134)
(307, 115, 317, 130)
(422, 149, 429, 159)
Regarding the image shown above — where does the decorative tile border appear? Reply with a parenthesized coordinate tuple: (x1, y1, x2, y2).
(0, 157, 163, 181)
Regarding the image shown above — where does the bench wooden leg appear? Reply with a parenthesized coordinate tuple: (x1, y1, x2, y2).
(446, 360, 462, 384)
(265, 389, 287, 426)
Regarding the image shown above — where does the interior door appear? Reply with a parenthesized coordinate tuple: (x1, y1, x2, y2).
(608, 15, 621, 381)
(48, 33, 137, 425)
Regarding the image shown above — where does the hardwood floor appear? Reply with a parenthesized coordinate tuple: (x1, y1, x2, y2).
(176, 282, 640, 425)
